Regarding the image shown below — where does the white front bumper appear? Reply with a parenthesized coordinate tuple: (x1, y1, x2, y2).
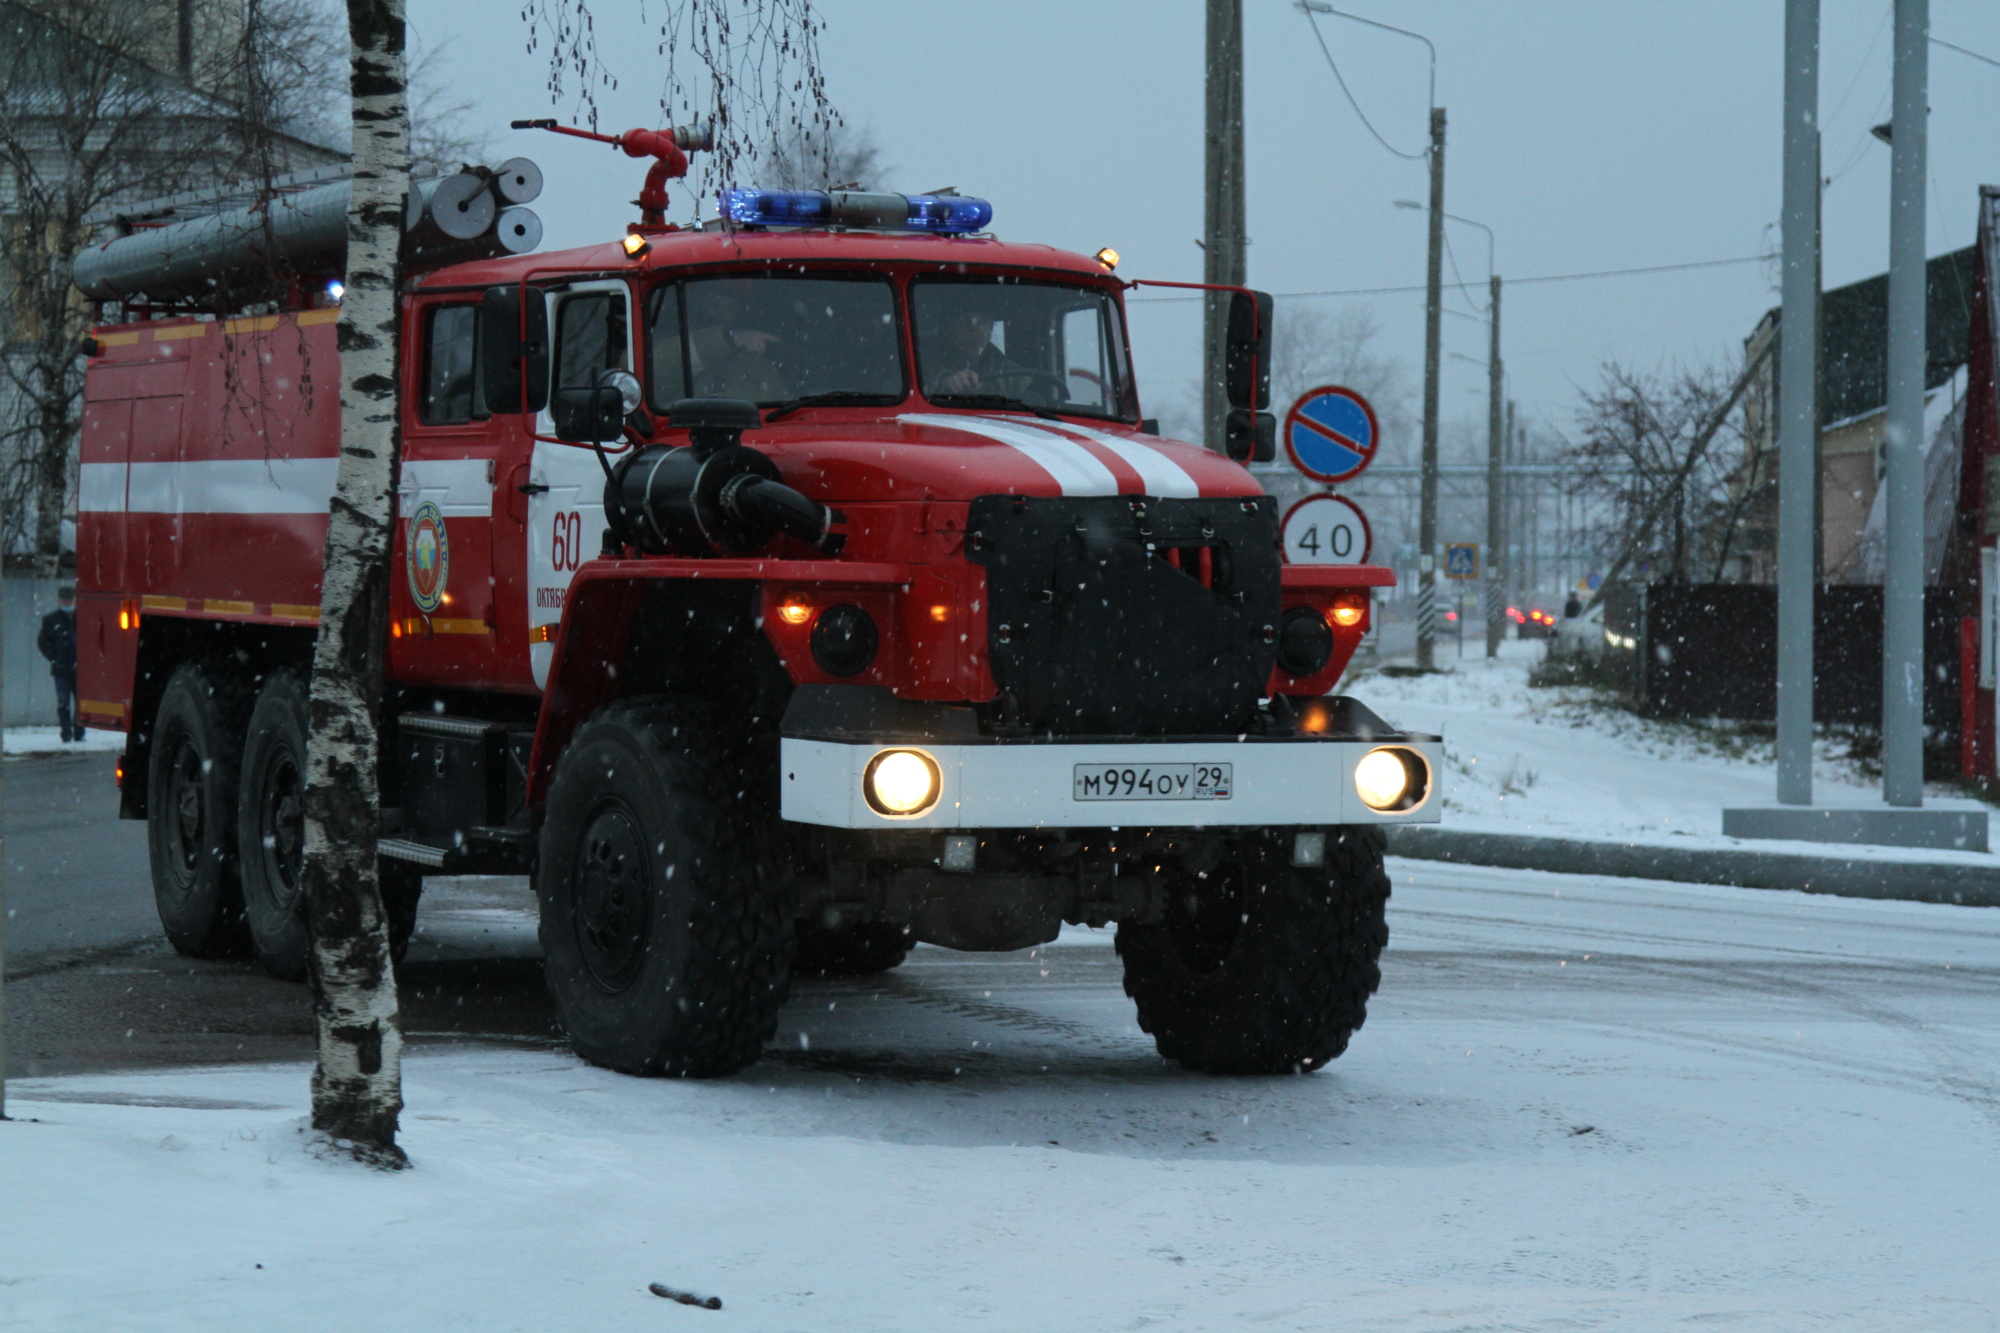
(780, 736, 1442, 830)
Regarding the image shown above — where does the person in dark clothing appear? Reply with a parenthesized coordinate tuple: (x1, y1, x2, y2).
(38, 584, 80, 742)
(1564, 595, 1583, 619)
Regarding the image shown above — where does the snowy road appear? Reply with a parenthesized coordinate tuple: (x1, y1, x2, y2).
(7, 860, 2000, 1330)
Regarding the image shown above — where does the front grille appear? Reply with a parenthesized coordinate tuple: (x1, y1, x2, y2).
(966, 494, 1280, 735)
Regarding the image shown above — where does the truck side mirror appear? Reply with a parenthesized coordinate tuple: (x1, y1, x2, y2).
(1224, 289, 1273, 412)
(480, 285, 549, 414)
(1224, 408, 1275, 463)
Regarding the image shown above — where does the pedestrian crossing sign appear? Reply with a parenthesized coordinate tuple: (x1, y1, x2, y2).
(1444, 543, 1479, 580)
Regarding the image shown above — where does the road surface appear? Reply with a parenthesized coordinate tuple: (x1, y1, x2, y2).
(10, 835, 1999, 1329)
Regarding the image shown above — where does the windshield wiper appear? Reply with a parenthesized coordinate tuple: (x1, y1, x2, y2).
(934, 393, 1062, 421)
(762, 391, 900, 423)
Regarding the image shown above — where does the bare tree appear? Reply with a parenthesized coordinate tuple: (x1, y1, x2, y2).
(300, 0, 839, 1163)
(1270, 301, 1412, 441)
(758, 120, 889, 191)
(0, 0, 344, 575)
(520, 0, 836, 211)
(301, 0, 410, 1166)
(1563, 359, 1758, 589)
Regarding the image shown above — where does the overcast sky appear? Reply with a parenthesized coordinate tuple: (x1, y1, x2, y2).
(411, 0, 2000, 458)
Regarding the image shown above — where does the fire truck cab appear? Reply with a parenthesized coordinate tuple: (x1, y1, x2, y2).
(76, 160, 1439, 1078)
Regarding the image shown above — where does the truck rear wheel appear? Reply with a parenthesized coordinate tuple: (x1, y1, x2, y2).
(1116, 827, 1390, 1074)
(147, 660, 252, 958)
(238, 670, 311, 979)
(792, 917, 913, 977)
(237, 670, 422, 979)
(537, 698, 791, 1077)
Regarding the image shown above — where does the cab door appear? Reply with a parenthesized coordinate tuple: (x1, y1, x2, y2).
(393, 300, 501, 685)
(525, 279, 634, 689)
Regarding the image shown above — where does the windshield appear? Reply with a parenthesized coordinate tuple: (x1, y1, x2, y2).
(646, 272, 905, 411)
(911, 276, 1132, 420)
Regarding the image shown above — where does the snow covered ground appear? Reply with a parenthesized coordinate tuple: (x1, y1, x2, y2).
(1354, 639, 1996, 858)
(6, 861, 1999, 1331)
(3, 726, 124, 757)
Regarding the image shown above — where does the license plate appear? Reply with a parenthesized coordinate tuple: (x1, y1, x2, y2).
(1072, 763, 1232, 801)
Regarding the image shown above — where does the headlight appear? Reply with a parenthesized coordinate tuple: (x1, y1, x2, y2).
(864, 749, 941, 817)
(1355, 746, 1428, 813)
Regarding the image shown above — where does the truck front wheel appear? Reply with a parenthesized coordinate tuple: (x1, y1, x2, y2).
(147, 661, 251, 958)
(1116, 827, 1390, 1074)
(537, 698, 791, 1076)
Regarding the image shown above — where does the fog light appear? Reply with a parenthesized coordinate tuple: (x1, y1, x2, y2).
(1276, 606, 1334, 676)
(864, 749, 941, 817)
(1355, 747, 1427, 813)
(811, 603, 878, 676)
(941, 833, 977, 872)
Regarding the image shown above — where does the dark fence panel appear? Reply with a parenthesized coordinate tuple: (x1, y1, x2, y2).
(1642, 583, 1962, 739)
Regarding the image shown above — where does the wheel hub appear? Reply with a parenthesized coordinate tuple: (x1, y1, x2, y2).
(260, 754, 304, 910)
(573, 802, 652, 991)
(168, 740, 205, 880)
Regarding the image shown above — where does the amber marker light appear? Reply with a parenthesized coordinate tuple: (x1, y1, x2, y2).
(864, 749, 942, 817)
(622, 233, 651, 258)
(777, 590, 813, 626)
(928, 604, 949, 623)
(1330, 594, 1367, 628)
(1095, 247, 1120, 270)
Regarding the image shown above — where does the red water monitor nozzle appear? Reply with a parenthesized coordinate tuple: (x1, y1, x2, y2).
(510, 118, 714, 233)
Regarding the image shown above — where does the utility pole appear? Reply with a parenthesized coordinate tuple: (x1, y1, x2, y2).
(1203, 0, 1247, 455)
(1484, 273, 1505, 657)
(1416, 105, 1446, 668)
(1, 592, 7, 1121)
(1774, 0, 1819, 806)
(1882, 0, 1927, 806)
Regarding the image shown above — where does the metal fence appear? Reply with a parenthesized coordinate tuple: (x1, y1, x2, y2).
(1635, 582, 1962, 741)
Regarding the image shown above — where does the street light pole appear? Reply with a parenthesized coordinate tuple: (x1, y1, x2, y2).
(1418, 105, 1446, 668)
(1485, 272, 1505, 657)
(1882, 0, 1927, 806)
(1775, 0, 1819, 806)
(1203, 0, 1247, 456)
(1297, 2, 1441, 667)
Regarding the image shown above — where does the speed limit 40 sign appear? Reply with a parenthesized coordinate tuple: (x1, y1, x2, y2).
(1281, 493, 1372, 565)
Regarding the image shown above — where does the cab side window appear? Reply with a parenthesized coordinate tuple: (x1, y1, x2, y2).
(421, 304, 485, 424)
(554, 291, 629, 394)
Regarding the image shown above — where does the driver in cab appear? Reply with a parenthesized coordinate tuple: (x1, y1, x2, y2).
(686, 281, 791, 401)
(926, 305, 1027, 398)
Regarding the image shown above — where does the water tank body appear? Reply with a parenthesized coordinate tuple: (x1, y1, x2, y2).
(71, 164, 541, 306)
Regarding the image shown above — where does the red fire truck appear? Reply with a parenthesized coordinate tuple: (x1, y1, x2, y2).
(72, 127, 1438, 1078)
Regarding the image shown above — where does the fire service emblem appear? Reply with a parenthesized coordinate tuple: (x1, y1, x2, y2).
(406, 501, 449, 614)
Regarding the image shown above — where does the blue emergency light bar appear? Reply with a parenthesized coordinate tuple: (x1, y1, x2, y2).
(718, 188, 993, 235)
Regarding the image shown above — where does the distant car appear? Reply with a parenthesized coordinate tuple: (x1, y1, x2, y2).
(1552, 600, 1605, 657)
(1505, 605, 1559, 640)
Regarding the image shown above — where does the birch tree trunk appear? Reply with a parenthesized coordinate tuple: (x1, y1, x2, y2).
(303, 0, 409, 1166)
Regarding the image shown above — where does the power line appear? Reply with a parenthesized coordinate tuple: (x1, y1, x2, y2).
(1128, 254, 1768, 304)
(1301, 10, 1429, 161)
(1933, 36, 2000, 70)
